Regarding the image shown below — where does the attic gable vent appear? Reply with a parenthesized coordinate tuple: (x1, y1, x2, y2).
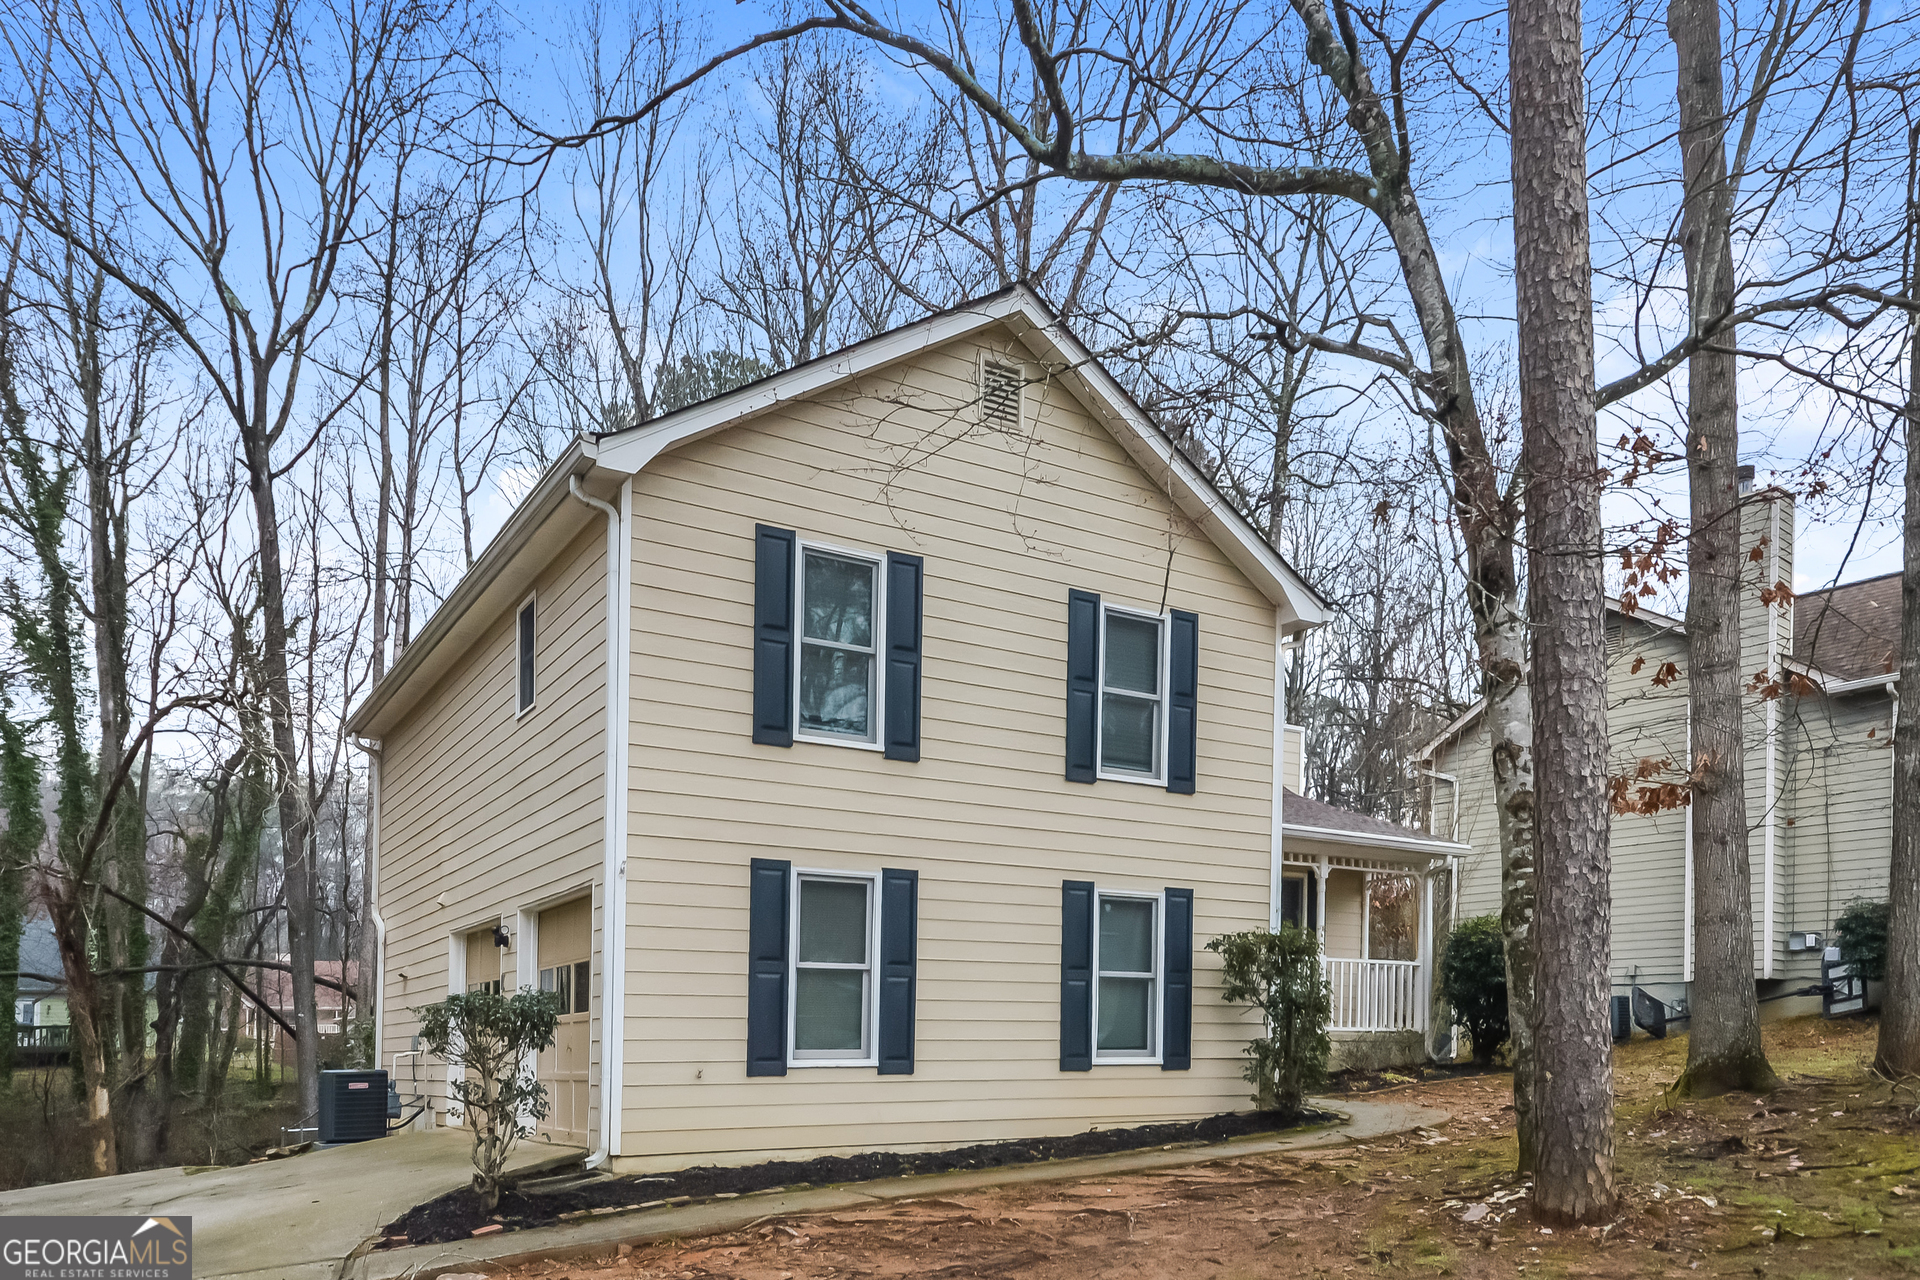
(981, 357, 1023, 429)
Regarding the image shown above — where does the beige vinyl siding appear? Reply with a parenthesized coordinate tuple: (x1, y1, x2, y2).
(378, 523, 609, 1124)
(616, 332, 1279, 1167)
(1321, 870, 1366, 959)
(1782, 689, 1892, 962)
(1439, 614, 1691, 985)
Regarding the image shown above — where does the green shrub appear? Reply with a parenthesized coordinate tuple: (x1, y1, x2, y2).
(414, 989, 562, 1209)
(1206, 925, 1332, 1115)
(1439, 915, 1508, 1065)
(1835, 900, 1890, 982)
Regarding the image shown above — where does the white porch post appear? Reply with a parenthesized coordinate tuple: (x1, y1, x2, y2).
(1315, 857, 1330, 946)
(1417, 871, 1435, 1035)
(1359, 872, 1372, 961)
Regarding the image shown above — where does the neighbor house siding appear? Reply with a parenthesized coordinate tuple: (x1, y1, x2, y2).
(1781, 687, 1893, 983)
(1439, 615, 1691, 986)
(614, 332, 1279, 1167)
(377, 524, 609, 1123)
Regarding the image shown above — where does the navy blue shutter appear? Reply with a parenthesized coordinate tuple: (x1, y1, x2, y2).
(1166, 610, 1199, 794)
(1307, 870, 1319, 931)
(883, 553, 924, 762)
(1060, 880, 1095, 1070)
(877, 868, 919, 1074)
(1162, 888, 1193, 1070)
(746, 858, 790, 1076)
(752, 526, 797, 746)
(1065, 590, 1101, 782)
(517, 602, 535, 712)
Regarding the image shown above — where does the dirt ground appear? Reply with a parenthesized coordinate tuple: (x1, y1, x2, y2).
(485, 1017, 1920, 1279)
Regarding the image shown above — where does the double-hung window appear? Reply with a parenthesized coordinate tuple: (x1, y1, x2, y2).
(1099, 607, 1167, 780)
(1093, 890, 1162, 1061)
(797, 546, 883, 746)
(788, 871, 878, 1064)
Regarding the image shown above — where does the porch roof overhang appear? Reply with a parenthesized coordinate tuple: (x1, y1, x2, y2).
(1279, 789, 1467, 872)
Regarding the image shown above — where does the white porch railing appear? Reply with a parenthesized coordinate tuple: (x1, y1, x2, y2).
(1323, 957, 1426, 1033)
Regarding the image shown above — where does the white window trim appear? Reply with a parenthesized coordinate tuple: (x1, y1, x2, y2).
(1095, 602, 1171, 785)
(792, 538, 887, 751)
(514, 591, 538, 719)
(785, 867, 882, 1068)
(1091, 887, 1165, 1065)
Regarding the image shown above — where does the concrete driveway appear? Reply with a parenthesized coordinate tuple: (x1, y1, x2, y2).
(0, 1131, 583, 1280)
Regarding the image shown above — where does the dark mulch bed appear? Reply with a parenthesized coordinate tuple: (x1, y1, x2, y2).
(382, 1106, 1335, 1246)
(1324, 1061, 1506, 1094)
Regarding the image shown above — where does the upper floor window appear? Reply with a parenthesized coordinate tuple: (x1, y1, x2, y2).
(798, 545, 883, 745)
(516, 595, 537, 715)
(1100, 606, 1165, 780)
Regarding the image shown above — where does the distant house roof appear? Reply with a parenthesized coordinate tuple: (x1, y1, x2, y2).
(16, 915, 63, 996)
(255, 961, 358, 1013)
(1796, 571, 1898, 683)
(1282, 789, 1466, 855)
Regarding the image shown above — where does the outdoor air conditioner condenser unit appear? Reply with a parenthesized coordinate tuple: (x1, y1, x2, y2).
(319, 1069, 391, 1143)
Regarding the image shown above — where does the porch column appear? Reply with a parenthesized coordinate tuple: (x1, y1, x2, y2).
(1315, 857, 1330, 946)
(1417, 871, 1434, 1035)
(1360, 873, 1372, 961)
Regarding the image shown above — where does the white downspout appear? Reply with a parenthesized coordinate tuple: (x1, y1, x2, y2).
(355, 737, 387, 1074)
(569, 474, 632, 1169)
(1762, 496, 1782, 978)
(1270, 622, 1291, 930)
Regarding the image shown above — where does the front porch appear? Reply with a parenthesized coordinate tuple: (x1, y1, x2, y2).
(1279, 790, 1469, 1063)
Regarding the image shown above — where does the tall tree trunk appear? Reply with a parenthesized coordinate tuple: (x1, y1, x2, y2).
(1883, 273, 1920, 1078)
(49, 897, 117, 1174)
(242, 431, 321, 1123)
(1669, 0, 1777, 1097)
(1509, 0, 1616, 1225)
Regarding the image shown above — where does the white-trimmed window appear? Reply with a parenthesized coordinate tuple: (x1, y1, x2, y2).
(796, 543, 885, 746)
(516, 594, 537, 715)
(1093, 889, 1162, 1062)
(538, 960, 591, 1014)
(1098, 605, 1168, 781)
(788, 870, 879, 1065)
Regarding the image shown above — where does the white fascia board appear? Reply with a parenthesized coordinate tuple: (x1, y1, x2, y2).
(590, 286, 1330, 628)
(1782, 656, 1896, 697)
(1282, 822, 1471, 857)
(346, 438, 631, 738)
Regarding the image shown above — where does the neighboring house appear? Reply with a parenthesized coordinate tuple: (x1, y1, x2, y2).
(1421, 473, 1893, 1021)
(13, 915, 71, 1071)
(349, 287, 1461, 1173)
(248, 961, 360, 1064)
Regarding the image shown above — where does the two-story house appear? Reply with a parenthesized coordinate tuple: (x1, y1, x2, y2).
(349, 288, 1463, 1173)
(1421, 473, 1895, 1024)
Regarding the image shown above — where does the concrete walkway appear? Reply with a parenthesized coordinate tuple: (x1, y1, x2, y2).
(0, 1131, 583, 1280)
(351, 1096, 1447, 1280)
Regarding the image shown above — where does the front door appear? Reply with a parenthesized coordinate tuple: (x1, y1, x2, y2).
(536, 898, 592, 1147)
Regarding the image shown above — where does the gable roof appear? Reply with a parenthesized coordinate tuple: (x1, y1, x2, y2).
(587, 286, 1328, 623)
(1795, 571, 1898, 683)
(349, 287, 1328, 738)
(1412, 597, 1684, 762)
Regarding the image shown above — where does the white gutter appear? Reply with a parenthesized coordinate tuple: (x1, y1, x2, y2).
(568, 475, 633, 1168)
(1280, 823, 1471, 857)
(355, 736, 387, 1072)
